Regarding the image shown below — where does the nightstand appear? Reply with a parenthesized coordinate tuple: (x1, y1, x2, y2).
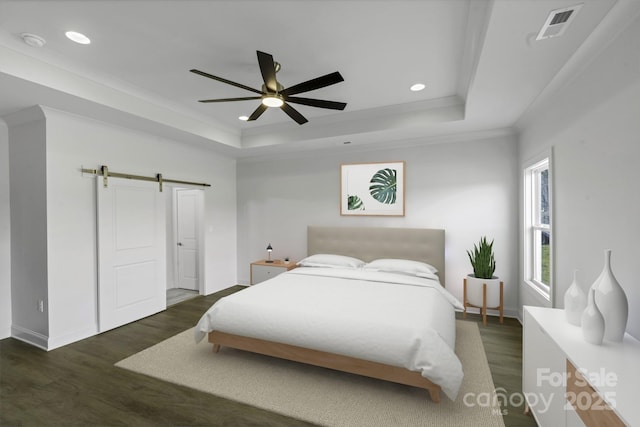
(250, 259, 296, 285)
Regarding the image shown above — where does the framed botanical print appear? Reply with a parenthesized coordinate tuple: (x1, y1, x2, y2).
(340, 161, 405, 216)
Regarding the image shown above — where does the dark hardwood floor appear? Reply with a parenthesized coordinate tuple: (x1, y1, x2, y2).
(1, 286, 536, 426)
(458, 311, 538, 427)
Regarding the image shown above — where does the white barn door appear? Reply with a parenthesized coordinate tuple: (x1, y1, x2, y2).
(97, 177, 166, 332)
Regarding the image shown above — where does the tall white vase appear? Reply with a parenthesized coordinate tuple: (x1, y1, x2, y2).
(592, 249, 629, 342)
(564, 270, 586, 326)
(581, 289, 605, 345)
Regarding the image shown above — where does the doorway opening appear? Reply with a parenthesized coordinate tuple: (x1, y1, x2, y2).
(167, 186, 204, 305)
(166, 288, 198, 306)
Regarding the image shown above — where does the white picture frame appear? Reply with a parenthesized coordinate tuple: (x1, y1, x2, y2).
(340, 161, 405, 216)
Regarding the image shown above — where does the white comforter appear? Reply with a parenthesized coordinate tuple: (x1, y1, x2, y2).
(194, 267, 464, 400)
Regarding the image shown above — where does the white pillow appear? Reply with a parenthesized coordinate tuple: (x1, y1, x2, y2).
(416, 271, 440, 281)
(363, 258, 438, 276)
(297, 254, 365, 269)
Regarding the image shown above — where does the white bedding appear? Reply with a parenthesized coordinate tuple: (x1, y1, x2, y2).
(194, 267, 464, 400)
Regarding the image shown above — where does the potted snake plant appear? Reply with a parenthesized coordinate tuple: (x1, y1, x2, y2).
(466, 237, 501, 308)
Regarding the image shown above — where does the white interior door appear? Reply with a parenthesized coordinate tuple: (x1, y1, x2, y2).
(97, 177, 166, 333)
(176, 189, 199, 291)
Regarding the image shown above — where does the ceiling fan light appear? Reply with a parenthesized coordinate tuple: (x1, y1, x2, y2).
(262, 96, 284, 108)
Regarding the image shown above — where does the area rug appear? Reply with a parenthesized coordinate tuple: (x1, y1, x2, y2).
(116, 320, 504, 427)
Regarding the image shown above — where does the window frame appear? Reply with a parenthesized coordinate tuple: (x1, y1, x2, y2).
(523, 153, 553, 301)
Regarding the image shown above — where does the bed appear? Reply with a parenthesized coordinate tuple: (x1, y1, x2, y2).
(194, 226, 464, 402)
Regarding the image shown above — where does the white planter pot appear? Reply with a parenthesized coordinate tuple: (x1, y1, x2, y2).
(466, 275, 501, 308)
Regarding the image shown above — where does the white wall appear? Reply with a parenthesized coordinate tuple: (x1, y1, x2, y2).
(0, 120, 11, 339)
(5, 105, 237, 349)
(237, 133, 519, 316)
(6, 108, 49, 346)
(519, 15, 640, 339)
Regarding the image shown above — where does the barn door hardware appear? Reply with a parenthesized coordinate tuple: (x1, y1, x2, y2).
(81, 165, 211, 192)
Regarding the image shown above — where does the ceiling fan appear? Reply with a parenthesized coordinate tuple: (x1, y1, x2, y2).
(190, 51, 346, 125)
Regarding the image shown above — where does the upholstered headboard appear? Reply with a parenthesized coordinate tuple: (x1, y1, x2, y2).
(307, 226, 445, 285)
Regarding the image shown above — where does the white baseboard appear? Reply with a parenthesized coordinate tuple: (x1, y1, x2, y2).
(11, 323, 98, 351)
(0, 327, 11, 340)
(457, 306, 520, 319)
(47, 324, 98, 350)
(11, 325, 48, 350)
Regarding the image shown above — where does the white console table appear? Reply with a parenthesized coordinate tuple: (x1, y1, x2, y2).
(523, 306, 639, 426)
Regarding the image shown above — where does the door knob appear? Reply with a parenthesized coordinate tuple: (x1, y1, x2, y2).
(177, 242, 183, 246)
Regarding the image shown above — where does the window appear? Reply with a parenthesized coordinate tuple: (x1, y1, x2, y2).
(524, 156, 552, 299)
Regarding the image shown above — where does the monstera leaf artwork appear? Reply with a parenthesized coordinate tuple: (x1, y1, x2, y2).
(348, 195, 365, 210)
(340, 161, 404, 216)
(369, 168, 397, 204)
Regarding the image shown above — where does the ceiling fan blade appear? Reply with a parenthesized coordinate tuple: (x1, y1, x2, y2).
(280, 71, 344, 96)
(285, 96, 347, 110)
(281, 102, 308, 125)
(257, 51, 278, 93)
(199, 96, 262, 103)
(190, 69, 263, 95)
(247, 103, 268, 121)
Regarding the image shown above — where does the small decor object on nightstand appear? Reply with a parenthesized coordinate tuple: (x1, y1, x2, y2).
(266, 243, 274, 263)
(464, 236, 503, 326)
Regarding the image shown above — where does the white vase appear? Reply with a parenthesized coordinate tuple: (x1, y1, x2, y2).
(592, 249, 629, 342)
(581, 289, 605, 345)
(564, 270, 586, 326)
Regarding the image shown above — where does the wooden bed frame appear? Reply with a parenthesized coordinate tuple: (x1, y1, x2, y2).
(208, 226, 447, 402)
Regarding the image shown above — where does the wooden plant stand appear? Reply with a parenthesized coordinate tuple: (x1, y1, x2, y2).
(463, 277, 504, 326)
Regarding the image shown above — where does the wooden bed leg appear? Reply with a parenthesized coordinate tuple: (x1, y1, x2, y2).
(499, 281, 504, 324)
(428, 388, 441, 403)
(482, 283, 487, 326)
(212, 344, 221, 353)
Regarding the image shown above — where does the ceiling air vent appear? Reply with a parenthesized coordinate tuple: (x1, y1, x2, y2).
(536, 4, 583, 41)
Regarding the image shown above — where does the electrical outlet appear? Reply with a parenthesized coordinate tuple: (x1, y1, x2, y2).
(38, 300, 44, 313)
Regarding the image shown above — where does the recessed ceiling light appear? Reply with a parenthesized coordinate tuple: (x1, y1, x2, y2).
(239, 115, 249, 121)
(410, 83, 426, 92)
(65, 31, 91, 45)
(20, 33, 46, 48)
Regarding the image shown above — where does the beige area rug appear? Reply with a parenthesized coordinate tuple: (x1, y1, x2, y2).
(116, 321, 505, 427)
